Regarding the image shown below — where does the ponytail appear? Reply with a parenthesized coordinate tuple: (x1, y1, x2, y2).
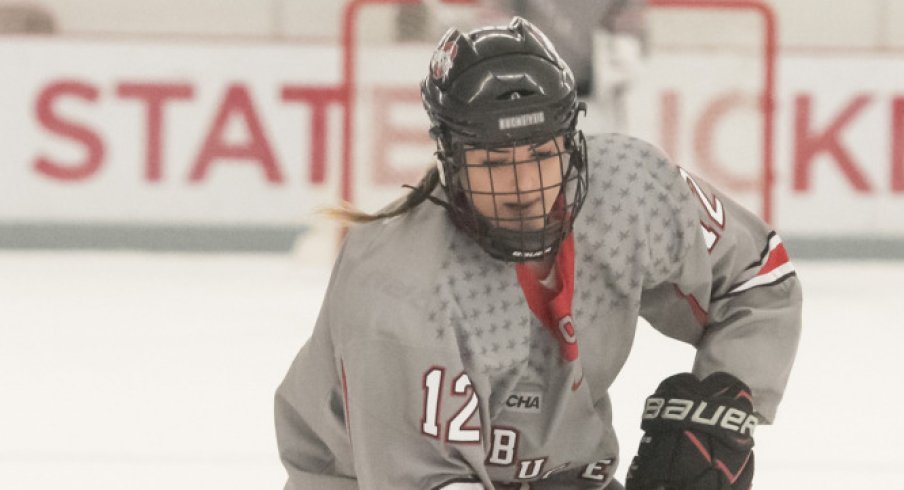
(323, 166, 443, 224)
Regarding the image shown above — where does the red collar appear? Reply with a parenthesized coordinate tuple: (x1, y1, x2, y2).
(515, 235, 578, 362)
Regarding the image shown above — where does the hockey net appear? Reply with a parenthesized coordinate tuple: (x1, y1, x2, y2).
(339, 0, 775, 223)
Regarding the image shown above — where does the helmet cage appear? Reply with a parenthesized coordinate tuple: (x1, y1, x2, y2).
(437, 125, 588, 262)
(420, 17, 589, 261)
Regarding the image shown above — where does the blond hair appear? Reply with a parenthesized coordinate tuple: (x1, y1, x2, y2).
(323, 167, 442, 224)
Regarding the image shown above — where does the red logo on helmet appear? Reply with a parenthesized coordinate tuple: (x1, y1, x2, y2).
(431, 40, 458, 81)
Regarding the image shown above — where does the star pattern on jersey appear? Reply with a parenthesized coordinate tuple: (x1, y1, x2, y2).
(431, 231, 538, 384)
(425, 133, 698, 405)
(583, 135, 694, 290)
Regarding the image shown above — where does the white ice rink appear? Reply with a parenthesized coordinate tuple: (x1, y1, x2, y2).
(1, 252, 902, 489)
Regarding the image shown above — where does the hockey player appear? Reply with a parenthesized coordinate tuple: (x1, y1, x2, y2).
(275, 17, 801, 490)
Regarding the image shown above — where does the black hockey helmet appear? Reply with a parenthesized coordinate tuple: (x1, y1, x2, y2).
(421, 17, 588, 262)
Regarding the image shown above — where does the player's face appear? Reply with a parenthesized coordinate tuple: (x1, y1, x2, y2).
(461, 136, 566, 231)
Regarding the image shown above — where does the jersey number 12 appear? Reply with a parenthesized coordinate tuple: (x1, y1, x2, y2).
(679, 167, 725, 252)
(421, 367, 480, 443)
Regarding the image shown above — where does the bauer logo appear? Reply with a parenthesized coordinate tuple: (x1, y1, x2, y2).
(642, 397, 759, 436)
(498, 111, 545, 130)
(505, 392, 542, 413)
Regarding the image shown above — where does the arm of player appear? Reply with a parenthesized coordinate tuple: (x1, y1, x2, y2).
(639, 162, 802, 423)
(275, 240, 488, 489)
(275, 333, 359, 488)
(338, 335, 490, 489)
(275, 247, 361, 490)
(275, 331, 491, 490)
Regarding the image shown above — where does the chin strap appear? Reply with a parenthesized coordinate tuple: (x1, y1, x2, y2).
(402, 184, 453, 211)
(407, 182, 565, 262)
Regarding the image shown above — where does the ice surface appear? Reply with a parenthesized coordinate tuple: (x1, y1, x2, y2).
(1, 252, 901, 488)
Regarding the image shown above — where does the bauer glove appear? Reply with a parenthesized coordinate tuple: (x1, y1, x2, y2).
(625, 372, 757, 490)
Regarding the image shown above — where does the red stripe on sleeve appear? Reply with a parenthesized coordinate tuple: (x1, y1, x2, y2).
(340, 360, 351, 442)
(758, 242, 790, 276)
(674, 285, 709, 327)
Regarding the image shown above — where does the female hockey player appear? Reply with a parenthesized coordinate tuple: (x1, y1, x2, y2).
(275, 17, 801, 490)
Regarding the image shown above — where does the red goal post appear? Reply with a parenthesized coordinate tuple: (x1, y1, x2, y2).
(339, 0, 777, 223)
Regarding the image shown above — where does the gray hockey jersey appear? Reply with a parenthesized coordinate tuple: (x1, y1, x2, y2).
(275, 133, 802, 489)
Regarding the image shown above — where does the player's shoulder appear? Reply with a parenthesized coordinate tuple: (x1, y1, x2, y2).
(584, 132, 672, 175)
(582, 132, 687, 204)
(338, 198, 451, 291)
(325, 199, 458, 342)
(579, 132, 697, 279)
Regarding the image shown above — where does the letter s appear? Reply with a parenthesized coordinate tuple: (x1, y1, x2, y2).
(34, 81, 104, 181)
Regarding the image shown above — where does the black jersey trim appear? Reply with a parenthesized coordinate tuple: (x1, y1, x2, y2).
(743, 231, 778, 271)
(713, 270, 797, 301)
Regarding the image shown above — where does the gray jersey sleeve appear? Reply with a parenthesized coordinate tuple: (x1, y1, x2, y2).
(275, 245, 358, 490)
(638, 147, 802, 423)
(276, 217, 493, 489)
(337, 337, 489, 489)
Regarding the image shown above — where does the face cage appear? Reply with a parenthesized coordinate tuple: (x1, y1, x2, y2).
(439, 130, 588, 262)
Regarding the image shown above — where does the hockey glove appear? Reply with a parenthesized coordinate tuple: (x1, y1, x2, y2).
(625, 372, 757, 490)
